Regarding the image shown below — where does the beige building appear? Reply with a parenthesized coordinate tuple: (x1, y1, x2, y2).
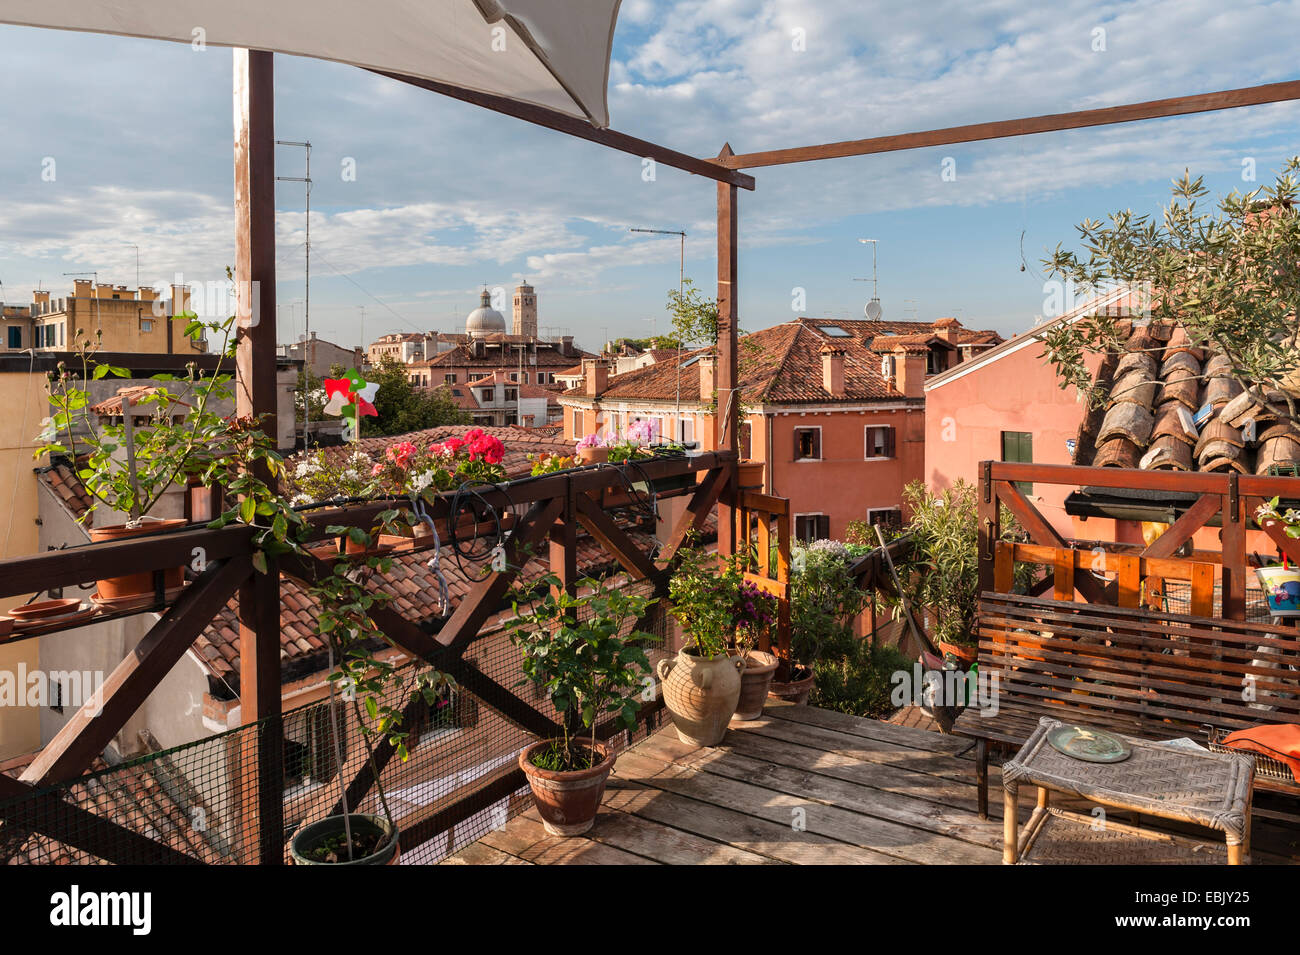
(25, 281, 205, 355)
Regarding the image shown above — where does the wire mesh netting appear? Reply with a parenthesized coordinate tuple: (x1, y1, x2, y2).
(0, 578, 675, 865)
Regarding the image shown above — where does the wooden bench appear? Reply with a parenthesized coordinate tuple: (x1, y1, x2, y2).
(954, 592, 1300, 822)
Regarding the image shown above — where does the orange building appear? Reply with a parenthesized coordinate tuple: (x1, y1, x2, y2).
(25, 281, 203, 355)
(560, 317, 999, 542)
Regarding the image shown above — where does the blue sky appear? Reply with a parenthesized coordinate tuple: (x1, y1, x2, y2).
(1, 0, 1298, 349)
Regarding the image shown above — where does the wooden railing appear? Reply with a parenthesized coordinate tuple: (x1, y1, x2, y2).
(979, 460, 1300, 621)
(0, 450, 788, 864)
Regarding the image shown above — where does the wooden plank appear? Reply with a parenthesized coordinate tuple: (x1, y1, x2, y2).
(658, 465, 729, 564)
(977, 461, 998, 595)
(435, 496, 564, 652)
(637, 731, 1004, 850)
(755, 511, 772, 577)
(19, 557, 251, 787)
(478, 812, 658, 865)
(716, 145, 740, 558)
(762, 703, 976, 756)
(1114, 554, 1140, 608)
(720, 81, 1300, 169)
(993, 540, 1015, 593)
(615, 746, 999, 864)
(583, 802, 777, 864)
(739, 491, 788, 516)
(369, 70, 755, 190)
(1053, 547, 1074, 601)
(1140, 494, 1221, 559)
(1011, 543, 1217, 586)
(573, 493, 657, 581)
(991, 461, 1228, 495)
(441, 841, 534, 865)
(1221, 481, 1248, 620)
(603, 776, 910, 865)
(1190, 561, 1215, 618)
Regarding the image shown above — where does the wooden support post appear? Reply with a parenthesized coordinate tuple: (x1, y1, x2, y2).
(977, 461, 999, 595)
(716, 143, 740, 556)
(233, 47, 283, 864)
(1221, 473, 1247, 620)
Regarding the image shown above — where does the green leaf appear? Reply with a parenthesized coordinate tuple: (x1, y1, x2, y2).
(251, 551, 268, 575)
(239, 497, 256, 524)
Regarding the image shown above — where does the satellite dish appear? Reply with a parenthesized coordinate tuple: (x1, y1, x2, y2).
(864, 298, 883, 321)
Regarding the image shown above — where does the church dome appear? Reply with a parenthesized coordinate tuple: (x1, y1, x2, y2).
(466, 288, 507, 339)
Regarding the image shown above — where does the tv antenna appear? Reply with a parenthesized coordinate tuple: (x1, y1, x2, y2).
(855, 238, 882, 320)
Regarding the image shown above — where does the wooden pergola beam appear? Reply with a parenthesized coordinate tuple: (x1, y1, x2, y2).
(718, 80, 1300, 169)
(369, 69, 756, 191)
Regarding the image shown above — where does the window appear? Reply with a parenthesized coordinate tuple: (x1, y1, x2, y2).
(817, 324, 851, 337)
(508, 372, 519, 382)
(865, 425, 896, 459)
(677, 417, 694, 445)
(505, 388, 518, 402)
(6, 326, 20, 348)
(794, 514, 830, 543)
(1001, 431, 1033, 494)
(867, 507, 902, 530)
(571, 408, 584, 439)
(794, 426, 821, 460)
(444, 374, 457, 384)
(480, 388, 494, 402)
(140, 319, 153, 333)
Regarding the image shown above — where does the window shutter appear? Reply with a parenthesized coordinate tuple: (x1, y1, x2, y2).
(885, 426, 896, 458)
(817, 515, 830, 539)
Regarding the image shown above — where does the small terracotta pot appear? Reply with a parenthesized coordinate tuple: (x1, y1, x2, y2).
(767, 664, 815, 705)
(938, 640, 978, 665)
(88, 518, 187, 601)
(731, 649, 779, 721)
(8, 598, 81, 621)
(657, 647, 745, 746)
(519, 740, 615, 836)
(576, 446, 609, 465)
(736, 460, 765, 490)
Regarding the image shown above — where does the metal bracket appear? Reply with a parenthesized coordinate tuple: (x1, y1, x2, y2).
(1228, 472, 1240, 522)
(982, 460, 992, 503)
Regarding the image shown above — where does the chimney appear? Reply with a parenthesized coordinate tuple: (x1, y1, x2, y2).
(698, 355, 716, 401)
(33, 290, 50, 308)
(894, 346, 926, 398)
(170, 284, 191, 316)
(821, 345, 845, 397)
(73, 279, 92, 297)
(560, 335, 574, 357)
(583, 358, 609, 397)
(933, 317, 960, 342)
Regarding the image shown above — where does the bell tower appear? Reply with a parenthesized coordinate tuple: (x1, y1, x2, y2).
(512, 281, 537, 339)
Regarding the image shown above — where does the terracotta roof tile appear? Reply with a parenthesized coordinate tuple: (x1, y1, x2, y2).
(1077, 321, 1300, 475)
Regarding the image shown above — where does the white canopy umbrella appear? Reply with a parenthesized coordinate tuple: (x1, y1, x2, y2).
(0, 0, 621, 127)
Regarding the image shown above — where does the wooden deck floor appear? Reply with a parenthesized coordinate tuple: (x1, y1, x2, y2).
(443, 702, 1300, 865)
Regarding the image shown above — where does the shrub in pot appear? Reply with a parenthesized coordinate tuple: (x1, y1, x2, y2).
(37, 315, 283, 603)
(884, 480, 1033, 665)
(777, 540, 866, 704)
(508, 574, 656, 835)
(290, 537, 456, 864)
(662, 545, 747, 744)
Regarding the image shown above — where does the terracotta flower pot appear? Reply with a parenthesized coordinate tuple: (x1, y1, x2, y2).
(519, 740, 615, 836)
(290, 813, 400, 865)
(657, 647, 745, 746)
(767, 663, 815, 705)
(88, 518, 187, 601)
(938, 640, 978, 665)
(736, 460, 764, 490)
(576, 446, 609, 465)
(731, 649, 779, 721)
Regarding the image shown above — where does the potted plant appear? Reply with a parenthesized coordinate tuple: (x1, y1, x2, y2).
(574, 432, 609, 465)
(888, 480, 1031, 664)
(37, 314, 281, 604)
(772, 540, 864, 703)
(289, 540, 456, 864)
(662, 545, 747, 745)
(507, 574, 656, 835)
(1254, 498, 1300, 617)
(730, 573, 779, 720)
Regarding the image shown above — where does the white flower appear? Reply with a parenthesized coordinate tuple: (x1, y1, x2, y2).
(410, 469, 435, 493)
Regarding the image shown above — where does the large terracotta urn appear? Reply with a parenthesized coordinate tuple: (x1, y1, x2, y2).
(657, 647, 744, 746)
